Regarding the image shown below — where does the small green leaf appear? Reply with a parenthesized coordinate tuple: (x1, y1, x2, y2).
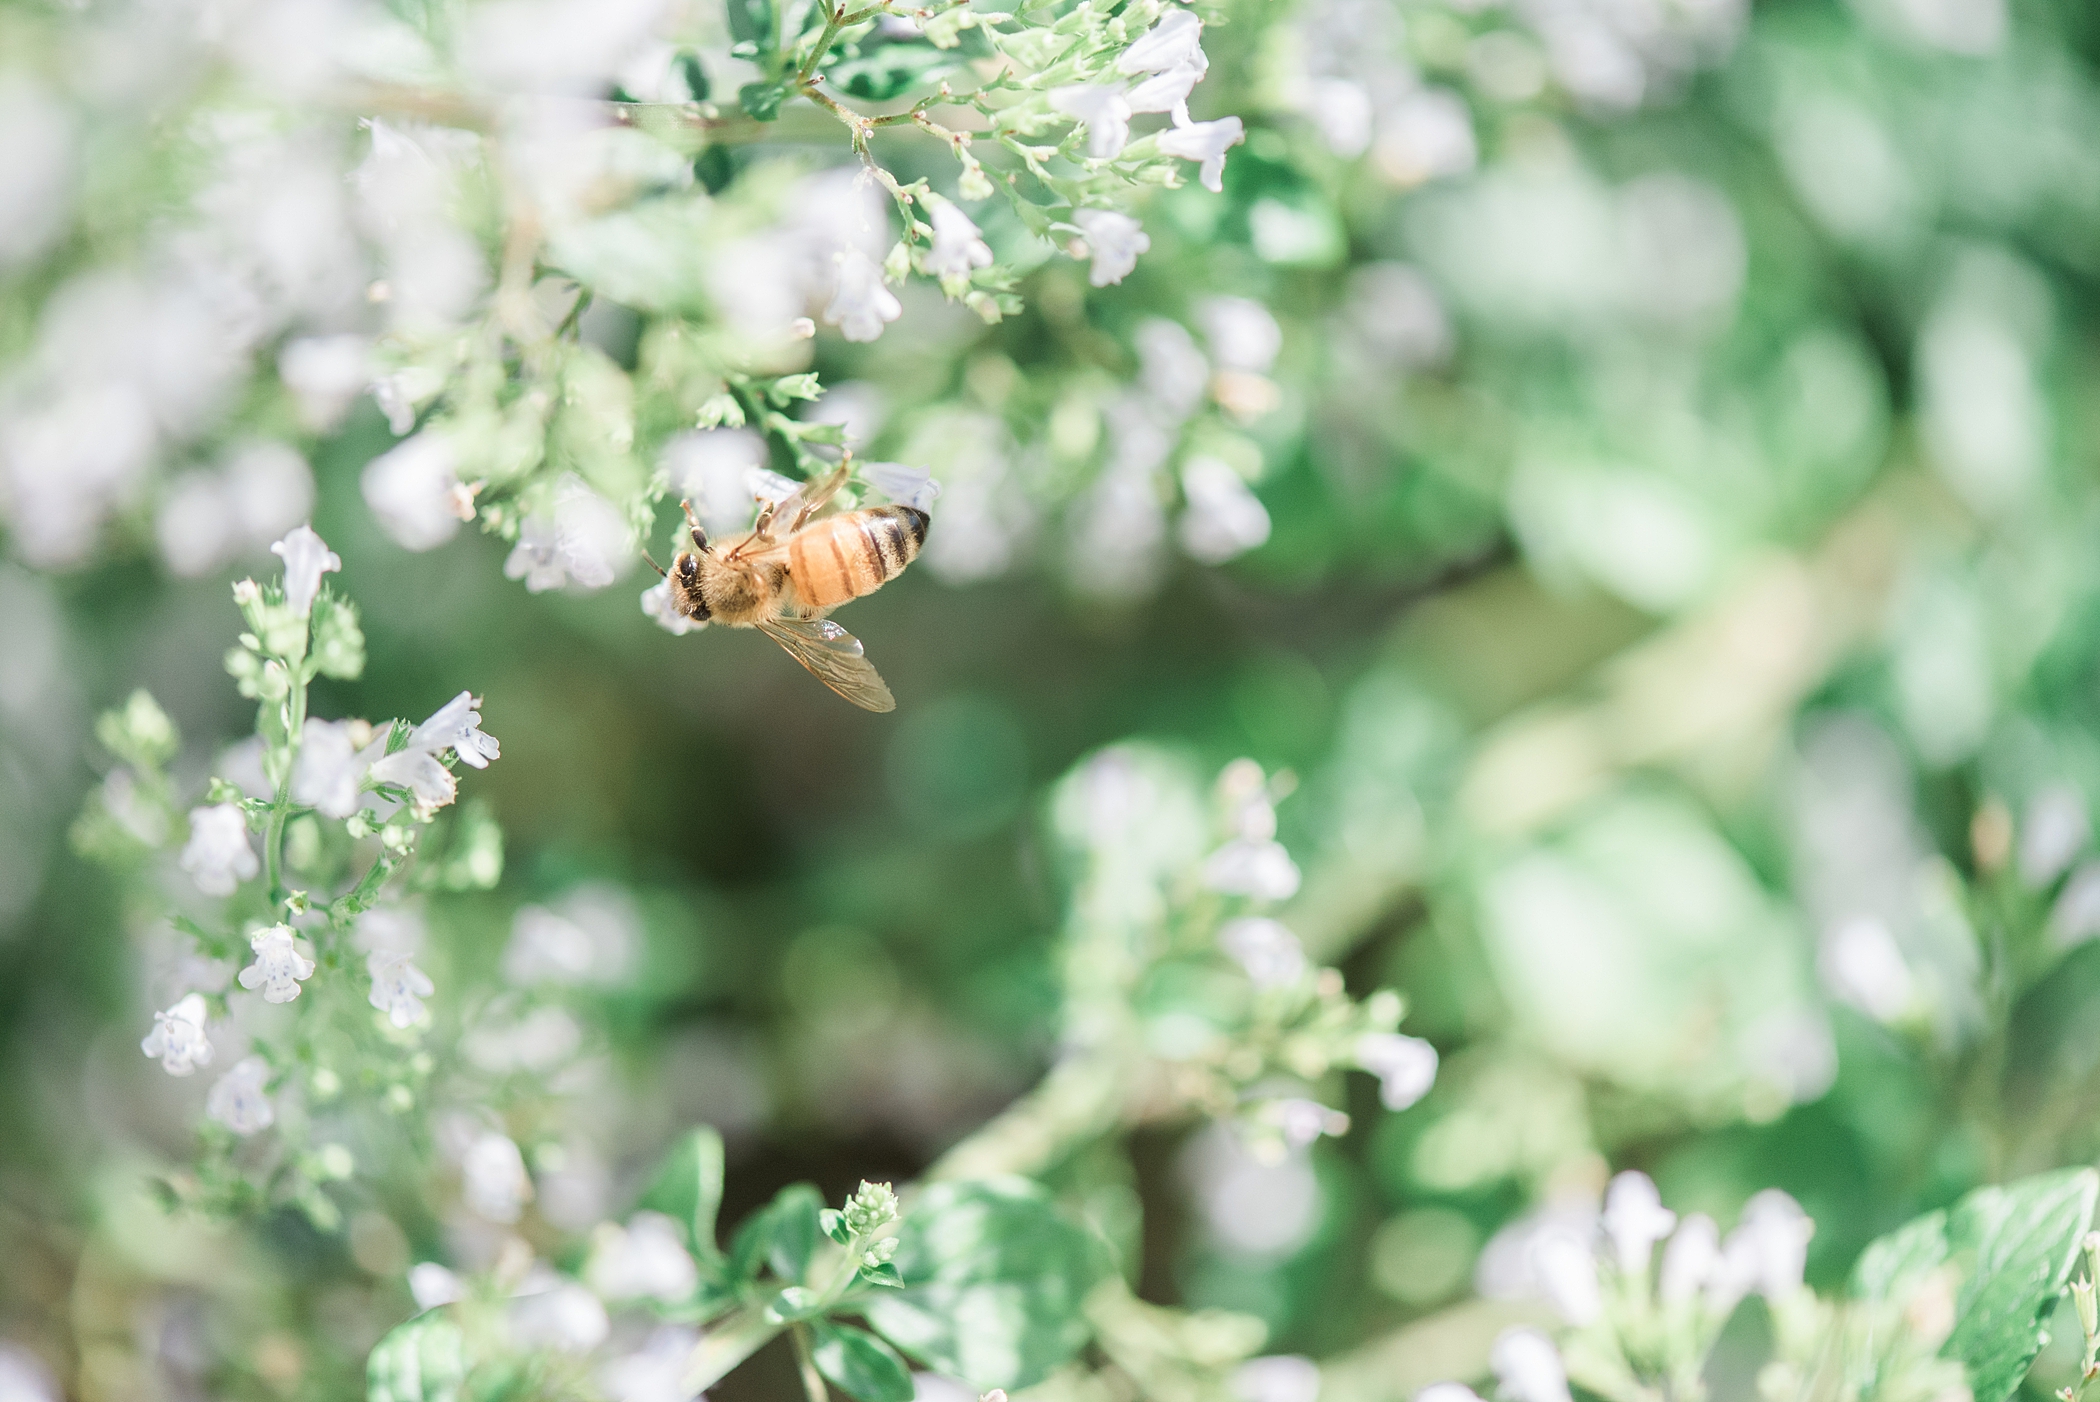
(731, 1182, 825, 1283)
(637, 1127, 727, 1263)
(1852, 1169, 2099, 1402)
(811, 1323, 915, 1402)
(863, 1178, 1107, 1391)
(858, 1261, 904, 1289)
(739, 81, 786, 122)
(768, 1285, 824, 1322)
(366, 1312, 467, 1402)
(822, 1209, 853, 1245)
(821, 39, 960, 102)
(727, 0, 775, 51)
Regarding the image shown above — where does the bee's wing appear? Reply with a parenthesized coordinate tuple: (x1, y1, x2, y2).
(756, 615, 896, 712)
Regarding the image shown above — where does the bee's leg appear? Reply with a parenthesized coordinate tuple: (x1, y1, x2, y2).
(752, 502, 778, 540)
(679, 499, 710, 554)
(789, 458, 853, 533)
(641, 550, 668, 579)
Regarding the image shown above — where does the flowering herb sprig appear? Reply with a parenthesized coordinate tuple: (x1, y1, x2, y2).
(76, 525, 505, 1223)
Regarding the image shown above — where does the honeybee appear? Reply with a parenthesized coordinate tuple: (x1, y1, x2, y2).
(651, 459, 930, 712)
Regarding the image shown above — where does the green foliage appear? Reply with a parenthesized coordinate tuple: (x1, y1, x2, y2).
(810, 1322, 917, 1402)
(863, 1179, 1109, 1390)
(1853, 1170, 2100, 1402)
(367, 1313, 467, 1402)
(637, 1126, 728, 1263)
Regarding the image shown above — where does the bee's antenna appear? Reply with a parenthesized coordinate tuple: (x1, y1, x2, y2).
(642, 550, 667, 579)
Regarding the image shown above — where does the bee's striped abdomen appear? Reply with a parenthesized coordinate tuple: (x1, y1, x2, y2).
(787, 505, 928, 611)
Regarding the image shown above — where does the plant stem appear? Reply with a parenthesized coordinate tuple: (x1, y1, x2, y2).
(683, 1305, 786, 1394)
(264, 664, 309, 903)
(791, 1323, 829, 1402)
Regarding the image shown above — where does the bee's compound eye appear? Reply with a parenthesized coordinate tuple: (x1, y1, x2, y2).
(678, 555, 699, 581)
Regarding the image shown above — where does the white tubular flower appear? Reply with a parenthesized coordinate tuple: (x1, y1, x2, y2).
(1158, 114, 1245, 193)
(508, 1280, 608, 1353)
(504, 477, 631, 593)
(238, 924, 317, 1004)
(270, 524, 341, 615)
(1602, 1171, 1677, 1276)
(292, 718, 366, 818)
(1179, 456, 1272, 564)
(503, 886, 641, 986)
(1073, 209, 1151, 287)
(462, 1131, 534, 1223)
(1273, 1097, 1349, 1149)
(368, 949, 435, 1028)
(1530, 1226, 1602, 1325)
(141, 993, 214, 1076)
(1203, 837, 1301, 901)
(924, 201, 994, 280)
(206, 1055, 275, 1135)
(599, 1327, 700, 1402)
(1199, 296, 1283, 375)
(411, 690, 501, 769)
(1127, 63, 1203, 123)
(179, 803, 259, 897)
(1231, 1355, 1319, 1402)
(1050, 85, 1133, 159)
(824, 248, 902, 343)
(1660, 1212, 1721, 1305)
(641, 577, 701, 635)
(1490, 1328, 1572, 1402)
(1118, 8, 1205, 74)
(279, 335, 372, 431)
(409, 1262, 466, 1311)
(367, 748, 455, 809)
(1219, 916, 1306, 988)
(587, 1211, 700, 1302)
(361, 432, 463, 551)
(1356, 1032, 1438, 1111)
(1722, 1190, 1814, 1301)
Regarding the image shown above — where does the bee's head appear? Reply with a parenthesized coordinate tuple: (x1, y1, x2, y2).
(669, 551, 711, 622)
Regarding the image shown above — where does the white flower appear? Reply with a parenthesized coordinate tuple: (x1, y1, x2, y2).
(1490, 1329, 1571, 1402)
(463, 1003, 584, 1073)
(1127, 63, 1203, 123)
(598, 1327, 700, 1402)
(238, 924, 317, 1004)
(587, 1212, 699, 1302)
(368, 949, 435, 1028)
(1720, 1190, 1813, 1302)
(1273, 1097, 1348, 1149)
(1660, 1212, 1721, 1305)
(1198, 296, 1283, 374)
(206, 1055, 275, 1135)
(409, 1262, 465, 1310)
(503, 885, 641, 986)
(1417, 1386, 1486, 1402)
(1356, 1032, 1437, 1111)
(1203, 838, 1301, 901)
(357, 904, 427, 955)
(463, 1131, 534, 1223)
(1179, 456, 1272, 564)
(1602, 1171, 1677, 1275)
(1158, 114, 1244, 193)
(269, 524, 340, 614)
(369, 691, 500, 810)
(361, 432, 462, 551)
(1218, 917, 1306, 987)
(1231, 1356, 1319, 1402)
(824, 248, 902, 343)
(504, 476, 631, 593)
(2022, 784, 2090, 888)
(141, 993, 214, 1076)
(292, 719, 366, 818)
(179, 804, 259, 897)
(1073, 209, 1150, 287)
(1819, 916, 1912, 1022)
(641, 577, 701, 635)
(924, 202, 994, 281)
(1118, 8, 1206, 75)
(1050, 85, 1133, 160)
(279, 335, 372, 431)
(1530, 1227, 1602, 1325)
(507, 1279, 608, 1353)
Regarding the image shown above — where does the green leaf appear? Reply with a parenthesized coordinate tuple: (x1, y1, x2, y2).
(811, 1323, 916, 1402)
(821, 39, 960, 102)
(366, 1312, 467, 1402)
(739, 81, 785, 122)
(857, 1261, 904, 1289)
(822, 1209, 854, 1245)
(863, 1178, 1107, 1391)
(731, 1182, 825, 1284)
(1852, 1169, 2099, 1402)
(727, 0, 775, 52)
(638, 1128, 726, 1262)
(768, 1285, 825, 1322)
